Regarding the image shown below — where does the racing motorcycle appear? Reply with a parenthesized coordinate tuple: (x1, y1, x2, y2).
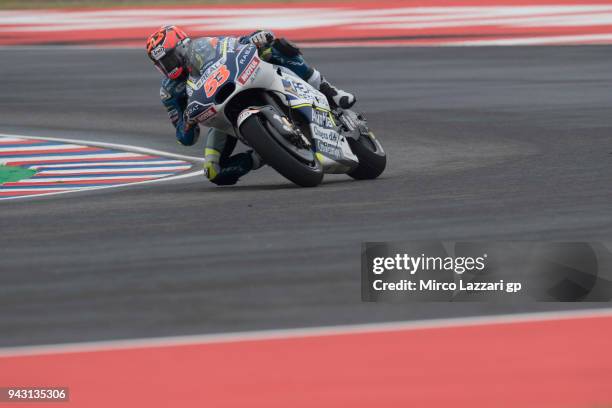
(185, 38, 386, 187)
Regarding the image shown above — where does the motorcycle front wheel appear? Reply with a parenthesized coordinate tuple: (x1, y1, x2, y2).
(240, 113, 324, 187)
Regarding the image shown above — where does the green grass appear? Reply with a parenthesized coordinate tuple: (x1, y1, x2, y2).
(0, 0, 341, 9)
(0, 164, 36, 185)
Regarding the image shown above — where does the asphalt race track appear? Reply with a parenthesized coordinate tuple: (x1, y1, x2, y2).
(1, 46, 611, 347)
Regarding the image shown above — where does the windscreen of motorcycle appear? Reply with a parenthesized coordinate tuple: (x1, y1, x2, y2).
(184, 40, 260, 130)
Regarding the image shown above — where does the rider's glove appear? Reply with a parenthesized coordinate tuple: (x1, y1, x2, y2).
(249, 30, 274, 48)
(175, 113, 200, 146)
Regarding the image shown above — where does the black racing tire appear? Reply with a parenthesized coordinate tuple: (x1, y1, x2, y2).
(347, 132, 387, 180)
(240, 114, 324, 187)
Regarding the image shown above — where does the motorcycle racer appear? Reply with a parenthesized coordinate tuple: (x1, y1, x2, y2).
(146, 25, 356, 185)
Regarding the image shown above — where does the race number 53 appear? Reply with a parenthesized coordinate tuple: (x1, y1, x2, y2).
(205, 65, 230, 98)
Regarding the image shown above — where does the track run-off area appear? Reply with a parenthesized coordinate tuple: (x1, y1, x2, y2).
(1, 1, 612, 406)
(2, 0, 612, 46)
(2, 310, 612, 408)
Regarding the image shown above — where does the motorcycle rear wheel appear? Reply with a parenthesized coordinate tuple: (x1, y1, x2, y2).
(347, 132, 387, 180)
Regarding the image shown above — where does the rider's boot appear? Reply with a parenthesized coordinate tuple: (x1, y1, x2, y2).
(307, 69, 356, 109)
(248, 150, 264, 170)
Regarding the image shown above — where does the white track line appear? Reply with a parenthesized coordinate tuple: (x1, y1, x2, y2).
(9, 174, 173, 183)
(1, 308, 611, 358)
(0, 143, 92, 152)
(0, 170, 202, 200)
(30, 160, 188, 169)
(1, 187, 70, 192)
(38, 166, 191, 174)
(0, 133, 203, 200)
(443, 33, 612, 46)
(2, 152, 148, 163)
(0, 133, 204, 163)
(0, 136, 29, 142)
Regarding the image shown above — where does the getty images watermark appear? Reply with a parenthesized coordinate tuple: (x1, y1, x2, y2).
(361, 242, 612, 302)
(372, 252, 522, 294)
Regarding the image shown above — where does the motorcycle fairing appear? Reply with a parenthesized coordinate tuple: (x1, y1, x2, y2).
(290, 104, 358, 173)
(183, 39, 359, 173)
(275, 70, 358, 172)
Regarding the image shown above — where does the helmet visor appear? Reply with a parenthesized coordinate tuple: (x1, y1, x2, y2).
(154, 51, 183, 79)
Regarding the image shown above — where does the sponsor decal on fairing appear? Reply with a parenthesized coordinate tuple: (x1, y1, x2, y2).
(195, 106, 217, 122)
(311, 110, 334, 128)
(238, 56, 261, 85)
